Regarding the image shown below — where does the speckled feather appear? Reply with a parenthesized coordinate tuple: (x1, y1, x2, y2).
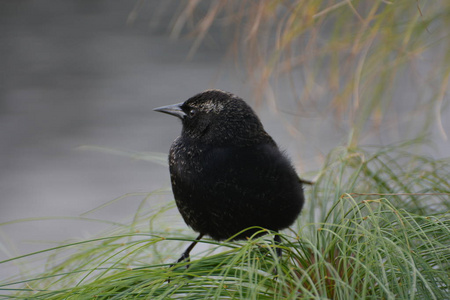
(165, 90, 304, 240)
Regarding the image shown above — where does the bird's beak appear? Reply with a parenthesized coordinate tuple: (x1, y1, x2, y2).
(153, 102, 186, 119)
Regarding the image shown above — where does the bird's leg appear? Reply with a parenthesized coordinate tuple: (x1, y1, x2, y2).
(167, 233, 204, 283)
(171, 233, 204, 268)
(273, 232, 282, 259)
(271, 232, 283, 276)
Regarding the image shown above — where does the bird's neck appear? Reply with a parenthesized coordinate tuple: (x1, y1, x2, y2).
(180, 130, 274, 148)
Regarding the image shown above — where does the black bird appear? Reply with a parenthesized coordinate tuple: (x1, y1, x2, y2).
(154, 90, 304, 265)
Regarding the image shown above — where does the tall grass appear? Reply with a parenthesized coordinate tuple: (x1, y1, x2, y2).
(1, 143, 448, 299)
(148, 0, 450, 144)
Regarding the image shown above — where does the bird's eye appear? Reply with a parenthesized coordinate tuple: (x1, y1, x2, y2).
(188, 108, 197, 117)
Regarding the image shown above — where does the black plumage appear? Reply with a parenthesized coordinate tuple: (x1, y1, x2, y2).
(154, 90, 304, 264)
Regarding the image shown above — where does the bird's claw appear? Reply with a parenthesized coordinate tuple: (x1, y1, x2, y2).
(169, 253, 191, 269)
(167, 253, 191, 283)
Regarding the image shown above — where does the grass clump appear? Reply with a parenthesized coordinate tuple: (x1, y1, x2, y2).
(1, 143, 448, 299)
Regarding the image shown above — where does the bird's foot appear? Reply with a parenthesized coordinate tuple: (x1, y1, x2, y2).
(167, 253, 191, 283)
(169, 253, 191, 269)
(272, 247, 282, 276)
(272, 234, 283, 276)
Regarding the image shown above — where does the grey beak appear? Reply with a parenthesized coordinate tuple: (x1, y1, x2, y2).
(154, 102, 186, 119)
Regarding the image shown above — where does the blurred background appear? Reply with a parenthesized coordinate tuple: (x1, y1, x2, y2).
(1, 1, 448, 279)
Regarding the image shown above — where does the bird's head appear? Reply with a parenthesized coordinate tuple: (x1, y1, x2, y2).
(154, 90, 269, 146)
